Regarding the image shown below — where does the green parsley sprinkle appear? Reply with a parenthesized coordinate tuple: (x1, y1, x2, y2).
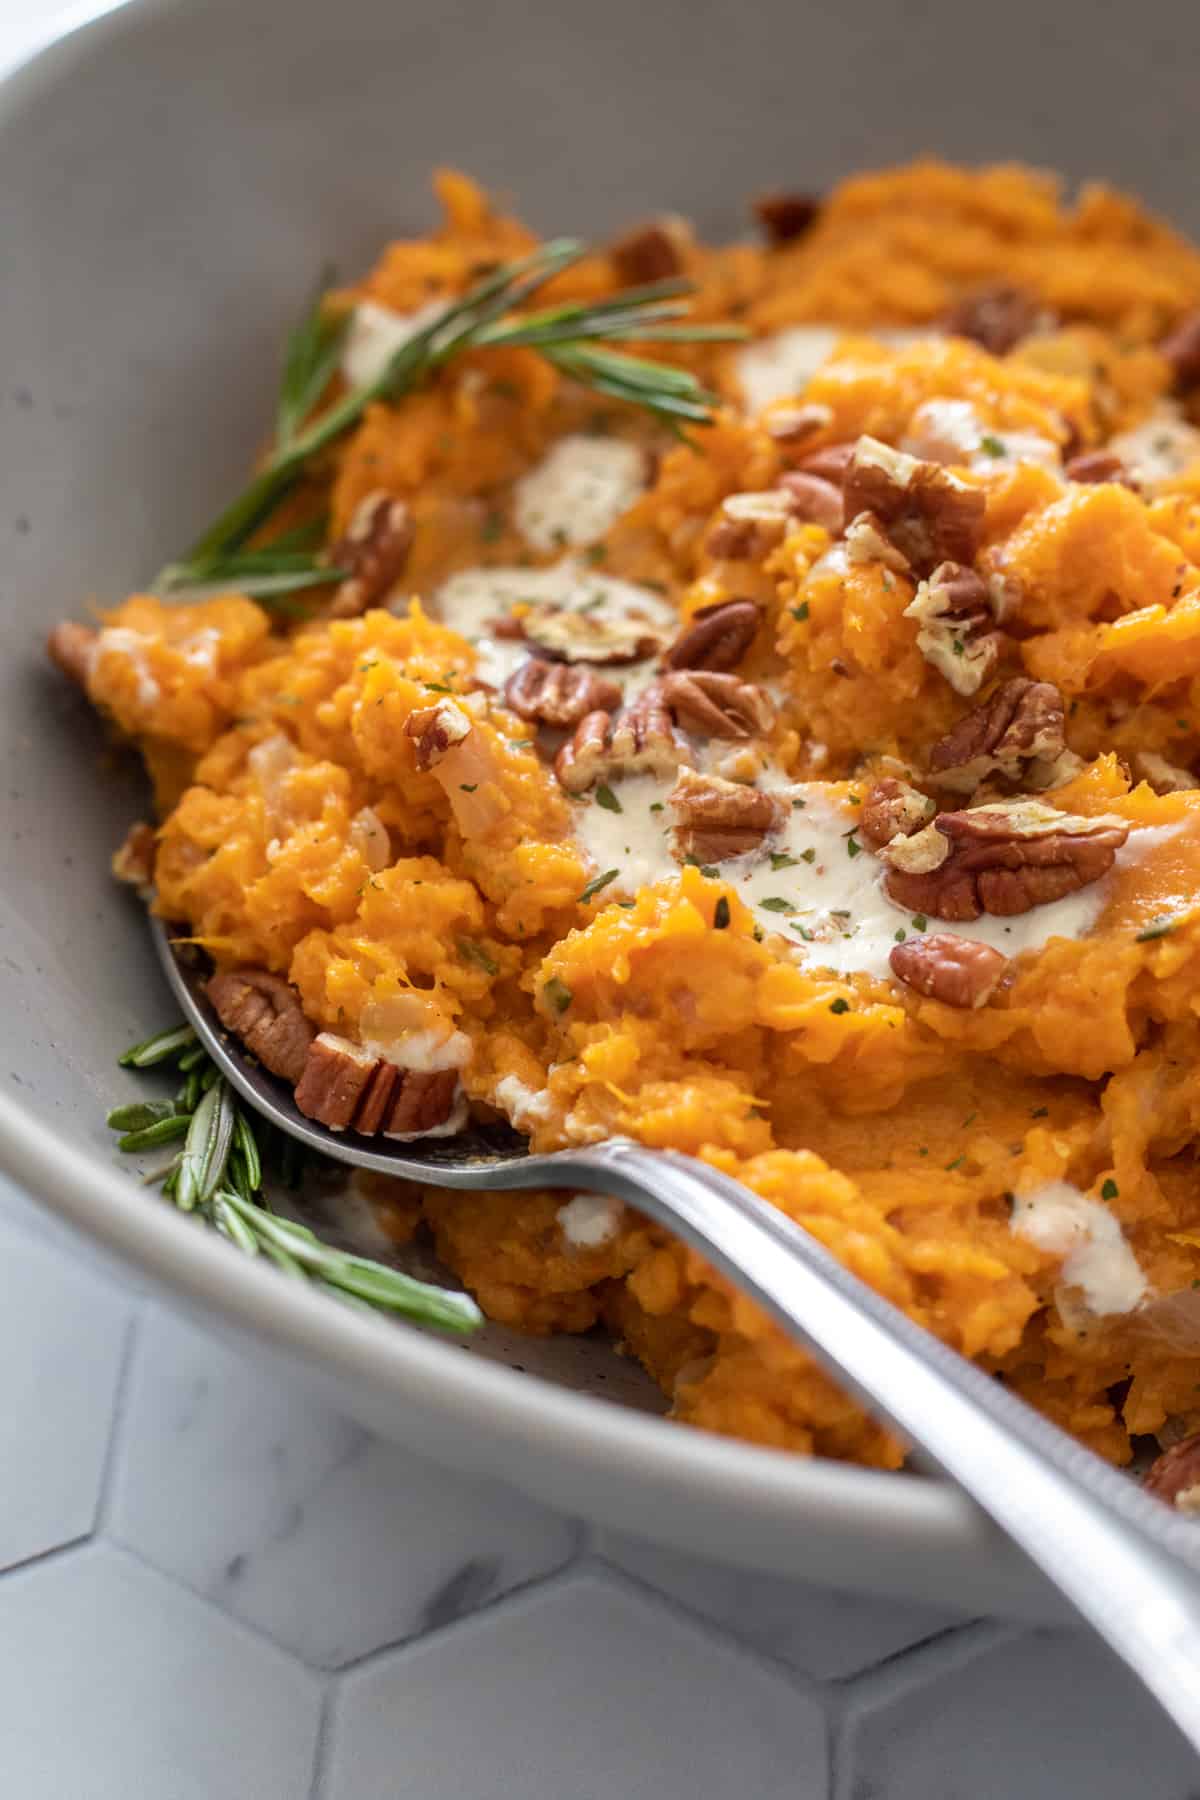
(1101, 1178, 1119, 1201)
(829, 997, 850, 1015)
(458, 937, 499, 976)
(459, 783, 477, 793)
(800, 848, 816, 864)
(759, 897, 793, 913)
(846, 835, 862, 859)
(1136, 916, 1176, 942)
(714, 896, 731, 930)
(480, 511, 504, 542)
(894, 928, 906, 942)
(769, 852, 800, 871)
(595, 784, 622, 814)
(649, 802, 665, 814)
(945, 1155, 966, 1171)
(1031, 1106, 1049, 1119)
(979, 434, 1007, 458)
(586, 544, 608, 565)
(579, 868, 620, 904)
(791, 602, 810, 622)
(543, 976, 573, 1015)
(911, 914, 928, 931)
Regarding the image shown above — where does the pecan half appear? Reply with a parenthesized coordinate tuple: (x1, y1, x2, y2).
(404, 698, 472, 770)
(1159, 311, 1200, 393)
(47, 621, 97, 687)
(207, 967, 315, 1084)
(705, 489, 793, 561)
(1064, 449, 1137, 488)
(609, 215, 694, 284)
(1145, 1432, 1200, 1512)
(503, 658, 621, 727)
(523, 604, 663, 665)
(294, 1032, 458, 1137)
(889, 932, 1008, 1008)
(111, 821, 157, 893)
(658, 670, 775, 739)
(661, 599, 760, 672)
(778, 470, 844, 534)
(765, 402, 834, 447)
(939, 284, 1049, 355)
(1132, 749, 1196, 795)
(881, 798, 1130, 921)
(793, 442, 856, 484)
(555, 695, 690, 794)
(668, 768, 787, 863)
(327, 492, 413, 618)
(843, 437, 986, 576)
(859, 778, 935, 849)
(904, 562, 1001, 697)
(752, 190, 820, 246)
(927, 678, 1066, 794)
(844, 510, 912, 572)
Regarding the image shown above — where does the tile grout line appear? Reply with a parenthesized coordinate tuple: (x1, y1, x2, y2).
(307, 1683, 335, 1800)
(90, 1302, 144, 1534)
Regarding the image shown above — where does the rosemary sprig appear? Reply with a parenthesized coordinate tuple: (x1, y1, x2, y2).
(109, 1025, 482, 1335)
(157, 242, 741, 597)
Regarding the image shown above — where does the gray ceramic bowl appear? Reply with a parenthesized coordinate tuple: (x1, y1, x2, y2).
(2, 0, 1196, 1619)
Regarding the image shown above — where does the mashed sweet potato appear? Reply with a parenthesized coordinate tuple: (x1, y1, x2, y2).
(55, 161, 1200, 1470)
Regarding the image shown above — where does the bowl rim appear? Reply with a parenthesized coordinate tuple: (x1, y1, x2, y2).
(0, 0, 1049, 1609)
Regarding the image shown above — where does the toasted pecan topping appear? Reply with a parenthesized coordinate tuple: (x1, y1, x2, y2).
(523, 604, 664, 665)
(764, 402, 834, 447)
(1064, 449, 1137, 487)
(752, 190, 821, 246)
(927, 678, 1066, 794)
(661, 599, 760, 672)
(778, 470, 845, 534)
(111, 821, 157, 893)
(294, 1033, 459, 1137)
(207, 967, 315, 1085)
(881, 798, 1130, 922)
(1159, 311, 1200, 392)
(47, 621, 97, 687)
(844, 510, 913, 572)
(844, 437, 986, 577)
(940, 284, 1050, 356)
(793, 442, 856, 484)
(1144, 1432, 1200, 1512)
(555, 694, 690, 794)
(609, 215, 694, 284)
(327, 492, 413, 618)
(889, 932, 1008, 1008)
(706, 489, 793, 560)
(658, 670, 775, 739)
(404, 698, 472, 770)
(904, 562, 1001, 697)
(1132, 749, 1196, 795)
(668, 768, 787, 863)
(859, 778, 935, 849)
(503, 658, 622, 728)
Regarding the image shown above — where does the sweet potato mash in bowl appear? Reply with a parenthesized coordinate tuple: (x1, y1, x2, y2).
(5, 0, 1200, 1613)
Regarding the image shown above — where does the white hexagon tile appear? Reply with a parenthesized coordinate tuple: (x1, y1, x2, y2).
(1, 1163, 1199, 1800)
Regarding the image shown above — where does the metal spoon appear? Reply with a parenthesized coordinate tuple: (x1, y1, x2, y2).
(154, 916, 1200, 1752)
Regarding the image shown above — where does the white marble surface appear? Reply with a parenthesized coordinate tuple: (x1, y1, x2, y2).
(4, 3, 1200, 1792)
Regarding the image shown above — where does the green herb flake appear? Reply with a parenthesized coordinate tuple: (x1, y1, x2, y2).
(713, 896, 731, 930)
(829, 997, 850, 1015)
(945, 1155, 966, 1171)
(579, 868, 620, 904)
(769, 852, 800, 871)
(459, 783, 478, 793)
(759, 897, 794, 913)
(790, 602, 810, 622)
(979, 434, 1007, 458)
(1031, 1106, 1049, 1119)
(649, 801, 665, 813)
(586, 544, 608, 565)
(595, 784, 623, 814)
(458, 937, 499, 975)
(1136, 916, 1177, 942)
(1100, 1178, 1119, 1201)
(846, 835, 862, 859)
(894, 928, 906, 942)
(543, 976, 573, 1015)
(800, 848, 816, 864)
(480, 511, 504, 543)
(911, 914, 928, 931)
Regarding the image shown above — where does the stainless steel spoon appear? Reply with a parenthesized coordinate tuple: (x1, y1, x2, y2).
(154, 916, 1200, 1753)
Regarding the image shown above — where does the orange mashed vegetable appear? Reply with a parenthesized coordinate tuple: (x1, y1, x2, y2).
(64, 162, 1200, 1470)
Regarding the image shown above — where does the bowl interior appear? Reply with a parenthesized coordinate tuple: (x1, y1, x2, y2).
(1, 0, 1197, 1606)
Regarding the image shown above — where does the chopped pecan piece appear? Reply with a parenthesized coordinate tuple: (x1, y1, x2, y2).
(207, 967, 315, 1084)
(844, 510, 912, 572)
(939, 284, 1050, 355)
(1159, 311, 1200, 393)
(705, 489, 793, 561)
(843, 437, 986, 576)
(1144, 1432, 1200, 1512)
(752, 190, 821, 246)
(327, 492, 413, 618)
(1064, 449, 1137, 487)
(668, 768, 787, 863)
(889, 932, 1008, 1008)
(764, 402, 834, 447)
(859, 778, 935, 849)
(294, 1033, 459, 1137)
(111, 821, 157, 893)
(609, 215, 694, 284)
(793, 442, 856, 484)
(555, 693, 690, 794)
(523, 604, 663, 665)
(404, 698, 472, 770)
(904, 562, 1001, 697)
(503, 658, 621, 727)
(47, 621, 97, 687)
(881, 798, 1130, 921)
(927, 678, 1066, 794)
(1132, 749, 1195, 795)
(661, 599, 760, 672)
(658, 671, 775, 739)
(778, 470, 844, 534)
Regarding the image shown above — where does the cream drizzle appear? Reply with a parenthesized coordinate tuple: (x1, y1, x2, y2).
(902, 399, 1062, 476)
(513, 435, 647, 551)
(735, 324, 930, 414)
(1109, 404, 1200, 488)
(340, 299, 447, 389)
(1010, 1180, 1147, 1315)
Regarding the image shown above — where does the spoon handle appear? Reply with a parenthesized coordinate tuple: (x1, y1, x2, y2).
(552, 1139, 1200, 1751)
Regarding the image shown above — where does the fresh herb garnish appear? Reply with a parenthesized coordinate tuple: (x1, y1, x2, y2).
(759, 896, 794, 913)
(979, 434, 1007, 458)
(829, 997, 850, 1015)
(543, 976, 573, 1015)
(1136, 916, 1177, 942)
(846, 835, 862, 859)
(800, 848, 816, 864)
(109, 1027, 480, 1333)
(714, 896, 731, 930)
(790, 602, 810, 622)
(595, 784, 623, 814)
(769, 852, 799, 871)
(579, 868, 620, 904)
(910, 914, 928, 931)
(1101, 1178, 1119, 1201)
(458, 937, 500, 975)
